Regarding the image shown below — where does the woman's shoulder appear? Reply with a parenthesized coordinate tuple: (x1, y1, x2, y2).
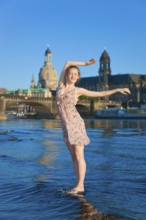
(75, 87, 84, 96)
(75, 87, 91, 97)
(75, 87, 86, 92)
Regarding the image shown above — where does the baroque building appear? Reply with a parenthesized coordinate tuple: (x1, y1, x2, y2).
(78, 49, 146, 103)
(30, 48, 58, 91)
(98, 49, 111, 91)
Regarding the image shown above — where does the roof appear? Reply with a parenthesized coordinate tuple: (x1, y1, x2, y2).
(77, 76, 99, 87)
(77, 73, 146, 88)
(108, 74, 144, 85)
(0, 88, 7, 93)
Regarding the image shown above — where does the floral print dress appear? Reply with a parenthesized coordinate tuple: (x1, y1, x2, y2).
(56, 84, 90, 145)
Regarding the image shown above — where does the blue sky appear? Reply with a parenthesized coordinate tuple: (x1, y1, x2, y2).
(0, 0, 146, 90)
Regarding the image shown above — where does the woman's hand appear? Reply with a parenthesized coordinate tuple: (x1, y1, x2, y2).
(118, 88, 131, 95)
(85, 58, 96, 66)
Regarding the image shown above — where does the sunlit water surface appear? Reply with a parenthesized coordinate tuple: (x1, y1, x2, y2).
(0, 119, 146, 220)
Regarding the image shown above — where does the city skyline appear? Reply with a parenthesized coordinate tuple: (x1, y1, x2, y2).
(0, 0, 146, 90)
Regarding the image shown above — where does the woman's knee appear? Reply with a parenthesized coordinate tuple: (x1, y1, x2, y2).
(73, 145, 85, 162)
(67, 144, 85, 162)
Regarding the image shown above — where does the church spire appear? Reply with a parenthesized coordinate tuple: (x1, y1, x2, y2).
(98, 48, 111, 91)
(30, 74, 36, 89)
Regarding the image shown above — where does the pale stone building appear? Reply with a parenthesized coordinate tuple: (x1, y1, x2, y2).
(30, 48, 58, 91)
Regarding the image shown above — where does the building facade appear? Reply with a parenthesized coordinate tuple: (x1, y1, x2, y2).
(78, 49, 146, 104)
(6, 88, 52, 98)
(30, 48, 58, 91)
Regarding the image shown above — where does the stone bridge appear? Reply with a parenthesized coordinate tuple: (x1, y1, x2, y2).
(0, 95, 121, 120)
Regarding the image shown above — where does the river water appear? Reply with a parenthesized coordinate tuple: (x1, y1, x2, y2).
(0, 119, 146, 220)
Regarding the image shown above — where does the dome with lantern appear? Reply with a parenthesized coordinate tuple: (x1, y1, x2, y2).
(37, 48, 58, 90)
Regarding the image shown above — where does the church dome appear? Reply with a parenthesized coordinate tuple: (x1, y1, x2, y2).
(40, 65, 58, 80)
(100, 49, 110, 62)
(36, 48, 58, 90)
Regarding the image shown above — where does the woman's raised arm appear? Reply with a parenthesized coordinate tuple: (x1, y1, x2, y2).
(59, 59, 96, 85)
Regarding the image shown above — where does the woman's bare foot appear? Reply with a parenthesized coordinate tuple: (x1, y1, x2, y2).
(67, 189, 84, 195)
(67, 186, 85, 194)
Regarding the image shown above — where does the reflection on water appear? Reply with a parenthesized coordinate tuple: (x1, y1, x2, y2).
(85, 118, 146, 130)
(74, 194, 118, 220)
(38, 140, 58, 165)
(42, 119, 61, 129)
(35, 140, 58, 183)
(0, 119, 146, 220)
(85, 119, 146, 138)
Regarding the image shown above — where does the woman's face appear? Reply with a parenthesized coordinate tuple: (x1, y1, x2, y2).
(66, 68, 80, 84)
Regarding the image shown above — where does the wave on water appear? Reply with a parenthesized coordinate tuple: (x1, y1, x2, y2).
(0, 120, 146, 220)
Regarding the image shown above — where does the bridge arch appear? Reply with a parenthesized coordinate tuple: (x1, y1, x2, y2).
(0, 96, 58, 119)
(0, 95, 122, 120)
(6, 100, 52, 115)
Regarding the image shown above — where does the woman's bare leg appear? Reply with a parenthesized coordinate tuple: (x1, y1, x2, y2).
(66, 143, 79, 180)
(66, 143, 86, 192)
(72, 144, 86, 192)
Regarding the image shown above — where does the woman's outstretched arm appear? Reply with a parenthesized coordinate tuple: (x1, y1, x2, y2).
(59, 58, 96, 85)
(77, 88, 131, 97)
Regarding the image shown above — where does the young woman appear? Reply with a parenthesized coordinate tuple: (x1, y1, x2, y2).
(56, 58, 130, 194)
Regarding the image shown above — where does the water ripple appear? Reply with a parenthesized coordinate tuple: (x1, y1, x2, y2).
(0, 119, 146, 219)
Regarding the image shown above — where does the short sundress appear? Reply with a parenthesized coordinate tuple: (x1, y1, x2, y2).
(56, 84, 90, 145)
